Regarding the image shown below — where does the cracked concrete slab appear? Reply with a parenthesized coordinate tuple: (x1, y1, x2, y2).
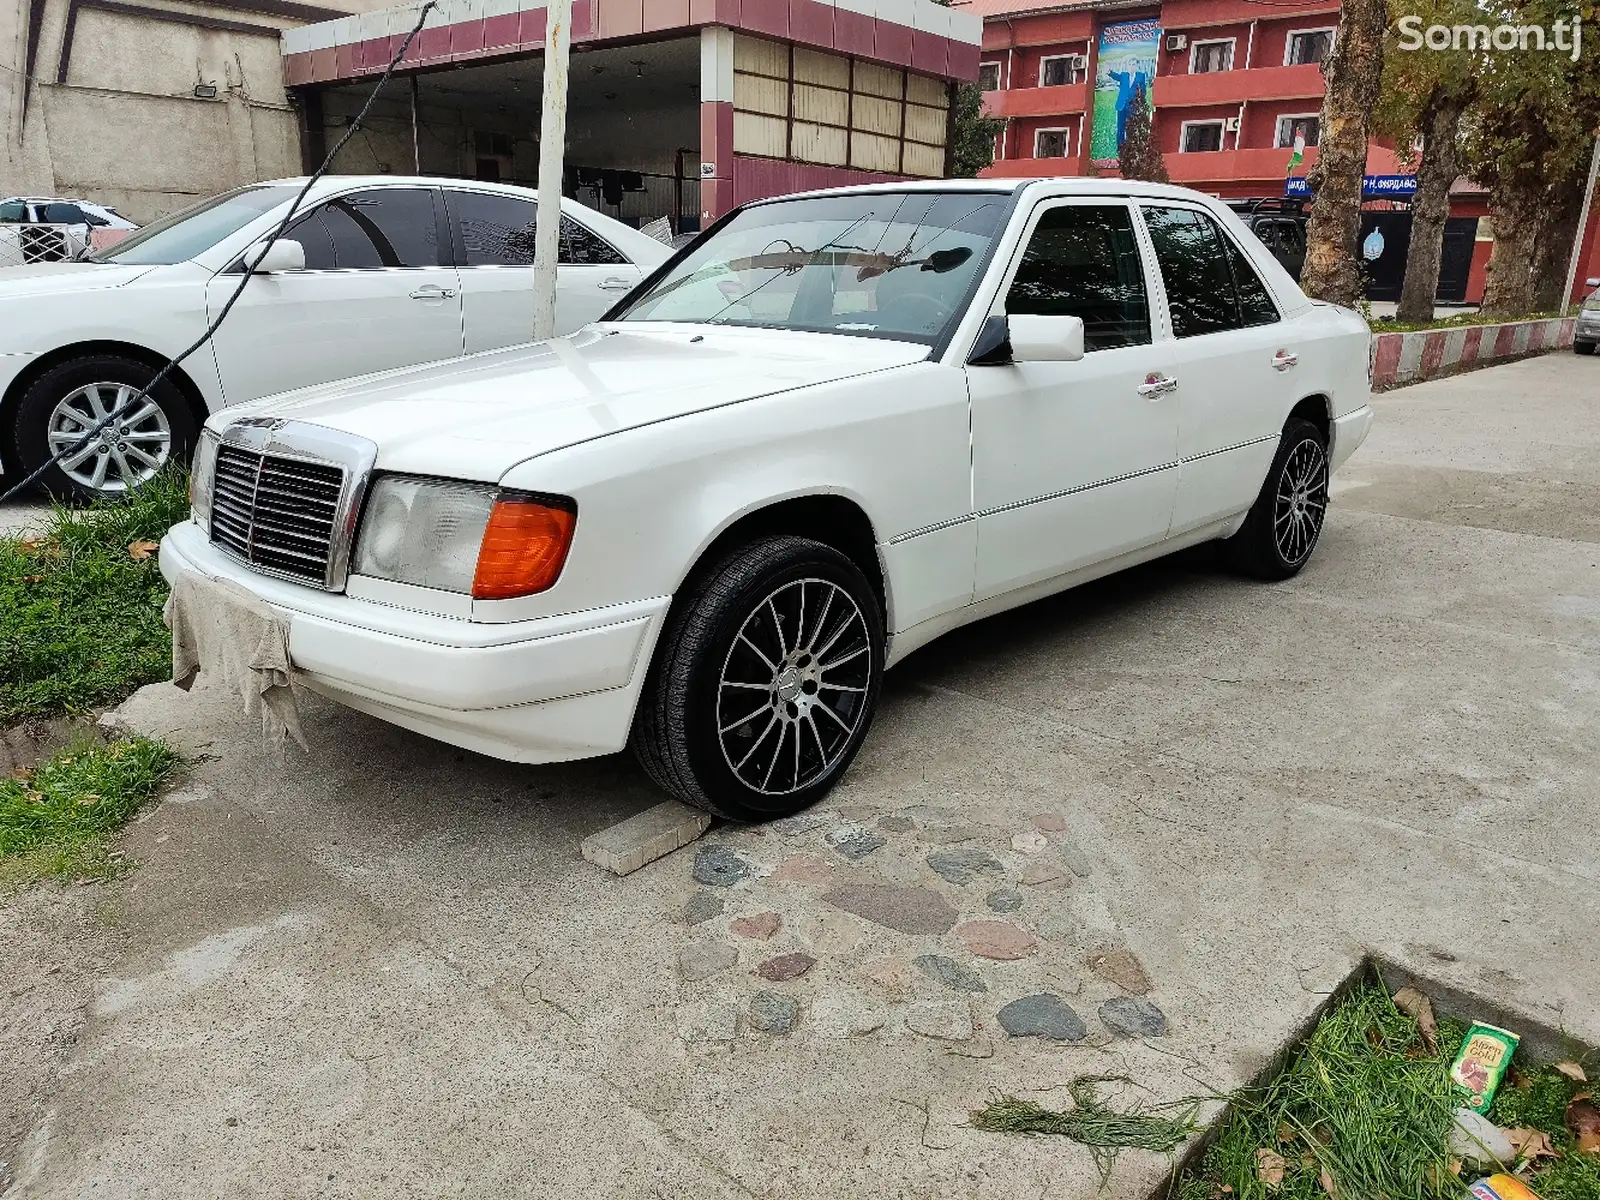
(4, 353, 1599, 1198)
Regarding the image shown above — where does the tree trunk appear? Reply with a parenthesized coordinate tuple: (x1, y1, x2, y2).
(1394, 92, 1465, 324)
(1481, 174, 1543, 318)
(1300, 0, 1385, 307)
(1531, 170, 1586, 311)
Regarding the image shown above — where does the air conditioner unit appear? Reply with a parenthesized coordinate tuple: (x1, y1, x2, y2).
(1166, 33, 1187, 51)
(1224, 116, 1240, 132)
(1069, 54, 1088, 69)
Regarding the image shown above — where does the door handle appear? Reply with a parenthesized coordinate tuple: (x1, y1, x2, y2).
(409, 285, 457, 300)
(1272, 349, 1299, 371)
(1136, 373, 1178, 399)
(598, 276, 635, 291)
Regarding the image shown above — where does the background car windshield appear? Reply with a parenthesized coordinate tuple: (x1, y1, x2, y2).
(615, 192, 1006, 344)
(96, 185, 298, 265)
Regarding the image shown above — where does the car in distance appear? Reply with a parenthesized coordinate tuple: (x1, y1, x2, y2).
(162, 178, 1374, 822)
(1576, 277, 1600, 355)
(0, 196, 138, 265)
(0, 177, 669, 498)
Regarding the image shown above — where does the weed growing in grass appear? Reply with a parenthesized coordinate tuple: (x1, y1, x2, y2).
(0, 736, 176, 886)
(1, 468, 189, 722)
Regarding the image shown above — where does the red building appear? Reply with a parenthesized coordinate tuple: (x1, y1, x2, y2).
(958, 0, 1600, 306)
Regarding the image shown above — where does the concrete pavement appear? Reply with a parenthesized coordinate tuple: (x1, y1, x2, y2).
(4, 352, 1599, 1198)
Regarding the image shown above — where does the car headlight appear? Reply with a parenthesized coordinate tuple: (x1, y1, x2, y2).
(190, 428, 220, 530)
(352, 475, 576, 599)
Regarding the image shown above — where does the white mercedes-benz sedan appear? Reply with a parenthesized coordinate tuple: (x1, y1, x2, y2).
(0, 176, 669, 498)
(161, 178, 1374, 822)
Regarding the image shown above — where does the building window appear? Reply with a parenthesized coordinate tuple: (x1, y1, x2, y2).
(1275, 114, 1321, 148)
(1035, 128, 1073, 158)
(1181, 121, 1225, 153)
(1189, 39, 1234, 73)
(1039, 53, 1086, 87)
(1285, 28, 1335, 66)
(978, 61, 1002, 91)
(731, 35, 950, 179)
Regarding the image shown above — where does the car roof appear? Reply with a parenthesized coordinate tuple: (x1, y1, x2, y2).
(750, 176, 1251, 206)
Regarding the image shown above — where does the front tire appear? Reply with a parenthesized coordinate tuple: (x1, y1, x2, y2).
(1576, 342, 1596, 356)
(11, 355, 195, 500)
(631, 535, 885, 822)
(1223, 416, 1329, 580)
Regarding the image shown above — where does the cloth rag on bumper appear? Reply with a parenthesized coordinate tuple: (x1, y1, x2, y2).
(164, 569, 307, 750)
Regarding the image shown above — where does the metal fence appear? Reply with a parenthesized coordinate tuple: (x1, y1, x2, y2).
(0, 224, 86, 268)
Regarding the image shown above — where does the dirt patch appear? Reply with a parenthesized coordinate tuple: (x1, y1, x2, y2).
(0, 715, 104, 778)
(1335, 464, 1600, 544)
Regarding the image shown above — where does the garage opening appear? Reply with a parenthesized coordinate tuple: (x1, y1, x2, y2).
(315, 36, 701, 235)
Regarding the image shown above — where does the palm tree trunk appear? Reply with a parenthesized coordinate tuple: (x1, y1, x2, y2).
(1300, 0, 1386, 306)
(1395, 92, 1466, 324)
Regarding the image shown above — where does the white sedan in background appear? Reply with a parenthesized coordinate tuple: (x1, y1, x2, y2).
(164, 178, 1373, 822)
(0, 177, 669, 498)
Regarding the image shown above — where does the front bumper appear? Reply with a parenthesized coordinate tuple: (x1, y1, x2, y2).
(160, 520, 668, 762)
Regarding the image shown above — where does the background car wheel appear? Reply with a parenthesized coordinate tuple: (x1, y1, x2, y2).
(1223, 416, 1329, 581)
(631, 535, 885, 822)
(11, 354, 195, 500)
(1576, 343, 1596, 356)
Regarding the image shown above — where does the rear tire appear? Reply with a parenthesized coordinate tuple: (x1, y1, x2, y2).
(631, 535, 885, 822)
(1223, 417, 1329, 580)
(11, 354, 195, 501)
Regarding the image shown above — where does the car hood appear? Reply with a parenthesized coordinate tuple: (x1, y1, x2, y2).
(0, 261, 160, 295)
(215, 324, 933, 481)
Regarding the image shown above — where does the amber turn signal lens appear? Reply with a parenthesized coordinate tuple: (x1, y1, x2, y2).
(471, 495, 577, 600)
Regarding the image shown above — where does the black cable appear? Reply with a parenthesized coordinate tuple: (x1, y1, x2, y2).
(0, 0, 437, 506)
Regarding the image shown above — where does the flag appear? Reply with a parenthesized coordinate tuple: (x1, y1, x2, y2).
(1286, 130, 1306, 177)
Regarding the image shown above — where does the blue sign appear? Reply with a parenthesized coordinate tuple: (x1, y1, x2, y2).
(1364, 174, 1418, 197)
(1283, 174, 1419, 199)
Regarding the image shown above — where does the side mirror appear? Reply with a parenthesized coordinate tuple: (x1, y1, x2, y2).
(1008, 314, 1085, 362)
(245, 238, 305, 274)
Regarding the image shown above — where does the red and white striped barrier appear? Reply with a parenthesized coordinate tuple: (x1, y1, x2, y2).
(1371, 317, 1577, 390)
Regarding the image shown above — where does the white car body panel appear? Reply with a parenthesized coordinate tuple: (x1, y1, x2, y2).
(0, 177, 669, 477)
(159, 177, 1374, 767)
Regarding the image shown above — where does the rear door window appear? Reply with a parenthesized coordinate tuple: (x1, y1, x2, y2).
(448, 190, 630, 266)
(1142, 205, 1245, 338)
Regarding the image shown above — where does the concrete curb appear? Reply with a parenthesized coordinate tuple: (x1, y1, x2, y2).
(1371, 317, 1576, 391)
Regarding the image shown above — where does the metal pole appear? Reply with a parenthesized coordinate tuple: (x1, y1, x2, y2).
(532, 0, 571, 342)
(410, 75, 421, 174)
(1561, 131, 1600, 317)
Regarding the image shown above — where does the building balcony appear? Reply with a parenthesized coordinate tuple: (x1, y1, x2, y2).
(978, 155, 1088, 179)
(981, 82, 1091, 119)
(1153, 63, 1326, 108)
(1163, 145, 1319, 185)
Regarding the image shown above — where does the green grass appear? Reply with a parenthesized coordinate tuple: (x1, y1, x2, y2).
(0, 735, 176, 885)
(1, 468, 189, 722)
(1170, 983, 1600, 1200)
(1169, 984, 1466, 1200)
(1489, 1063, 1600, 1200)
(1372, 310, 1562, 334)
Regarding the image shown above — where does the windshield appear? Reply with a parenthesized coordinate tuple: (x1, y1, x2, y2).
(614, 191, 1008, 344)
(95, 185, 298, 265)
